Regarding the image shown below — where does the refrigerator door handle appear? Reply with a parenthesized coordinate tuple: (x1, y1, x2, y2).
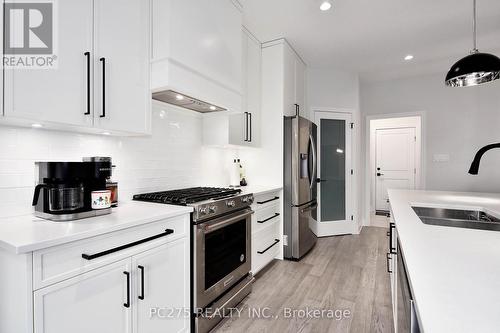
(309, 134, 317, 189)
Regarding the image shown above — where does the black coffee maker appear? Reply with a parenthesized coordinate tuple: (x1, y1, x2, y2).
(32, 161, 112, 221)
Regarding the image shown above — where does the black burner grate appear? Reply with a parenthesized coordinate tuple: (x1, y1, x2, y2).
(133, 187, 241, 205)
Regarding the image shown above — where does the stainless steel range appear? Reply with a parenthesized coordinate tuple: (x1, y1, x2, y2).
(133, 187, 255, 333)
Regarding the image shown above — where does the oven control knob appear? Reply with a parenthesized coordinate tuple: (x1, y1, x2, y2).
(198, 206, 208, 215)
(226, 200, 236, 207)
(209, 205, 217, 213)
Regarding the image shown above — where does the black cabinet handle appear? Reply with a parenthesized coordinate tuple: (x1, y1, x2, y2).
(100, 57, 106, 118)
(388, 223, 396, 254)
(258, 239, 280, 254)
(257, 213, 280, 224)
(377, 173, 384, 176)
(82, 229, 174, 260)
(249, 112, 252, 142)
(256, 196, 279, 205)
(294, 103, 299, 117)
(243, 112, 248, 142)
(84, 52, 91, 115)
(123, 271, 130, 308)
(386, 253, 392, 273)
(138, 265, 145, 300)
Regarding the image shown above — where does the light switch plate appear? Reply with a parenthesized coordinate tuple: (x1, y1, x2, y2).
(433, 154, 450, 162)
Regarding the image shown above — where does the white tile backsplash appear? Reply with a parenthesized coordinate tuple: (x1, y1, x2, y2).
(0, 104, 236, 218)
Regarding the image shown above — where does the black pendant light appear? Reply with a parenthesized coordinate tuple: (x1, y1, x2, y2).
(445, 0, 500, 87)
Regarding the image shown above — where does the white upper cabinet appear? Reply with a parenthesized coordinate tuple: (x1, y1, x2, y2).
(204, 27, 261, 147)
(4, 0, 94, 127)
(151, 0, 242, 113)
(2, 0, 151, 135)
(93, 0, 151, 134)
(281, 41, 307, 117)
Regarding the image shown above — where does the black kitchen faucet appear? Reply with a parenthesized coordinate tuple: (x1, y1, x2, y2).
(469, 143, 500, 174)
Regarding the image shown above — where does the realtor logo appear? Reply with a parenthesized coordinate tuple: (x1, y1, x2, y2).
(3, 0, 58, 69)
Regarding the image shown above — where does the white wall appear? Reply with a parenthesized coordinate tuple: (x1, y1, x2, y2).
(307, 67, 363, 231)
(360, 73, 500, 201)
(0, 104, 235, 218)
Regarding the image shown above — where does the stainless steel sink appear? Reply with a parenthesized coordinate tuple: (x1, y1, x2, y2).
(412, 206, 500, 231)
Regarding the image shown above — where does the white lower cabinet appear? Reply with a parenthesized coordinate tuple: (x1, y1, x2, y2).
(2, 215, 190, 333)
(34, 259, 132, 333)
(250, 190, 282, 274)
(133, 238, 189, 333)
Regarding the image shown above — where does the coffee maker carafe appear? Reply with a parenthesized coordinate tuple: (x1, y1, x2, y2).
(32, 161, 112, 221)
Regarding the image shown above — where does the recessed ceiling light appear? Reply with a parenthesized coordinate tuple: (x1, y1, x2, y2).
(320, 1, 332, 11)
(209, 106, 216, 111)
(102, 132, 111, 136)
(175, 94, 184, 100)
(31, 123, 43, 128)
(404, 55, 414, 61)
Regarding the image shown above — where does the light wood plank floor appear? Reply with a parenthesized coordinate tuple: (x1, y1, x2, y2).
(213, 227, 394, 333)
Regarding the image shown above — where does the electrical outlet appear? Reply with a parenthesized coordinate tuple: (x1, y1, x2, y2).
(283, 235, 288, 246)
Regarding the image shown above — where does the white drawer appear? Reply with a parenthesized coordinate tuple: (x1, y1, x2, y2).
(252, 204, 280, 234)
(251, 221, 280, 274)
(33, 214, 188, 289)
(251, 191, 281, 211)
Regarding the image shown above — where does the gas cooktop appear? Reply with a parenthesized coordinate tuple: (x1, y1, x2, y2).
(133, 187, 242, 205)
(133, 187, 254, 222)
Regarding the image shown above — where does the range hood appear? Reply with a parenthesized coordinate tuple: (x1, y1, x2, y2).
(152, 90, 226, 113)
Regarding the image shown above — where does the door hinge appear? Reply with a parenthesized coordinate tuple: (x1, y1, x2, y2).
(351, 215, 354, 221)
(414, 168, 416, 174)
(350, 123, 354, 129)
(351, 169, 354, 175)
(414, 136, 417, 142)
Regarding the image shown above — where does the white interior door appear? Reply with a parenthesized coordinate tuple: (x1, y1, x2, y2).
(312, 111, 355, 236)
(375, 127, 416, 211)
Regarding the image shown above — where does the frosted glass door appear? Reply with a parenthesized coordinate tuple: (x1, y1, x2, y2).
(320, 119, 346, 222)
(313, 111, 353, 237)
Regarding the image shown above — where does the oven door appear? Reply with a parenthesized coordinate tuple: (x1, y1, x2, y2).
(194, 208, 252, 309)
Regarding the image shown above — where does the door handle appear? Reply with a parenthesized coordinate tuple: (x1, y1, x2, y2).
(123, 271, 130, 308)
(377, 173, 384, 176)
(138, 265, 145, 300)
(244, 112, 249, 142)
(84, 52, 91, 115)
(99, 57, 106, 118)
(248, 112, 252, 142)
(316, 178, 326, 183)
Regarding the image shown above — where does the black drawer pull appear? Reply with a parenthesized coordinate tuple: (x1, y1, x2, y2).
(386, 253, 392, 273)
(138, 265, 145, 300)
(123, 271, 130, 308)
(388, 223, 396, 254)
(82, 229, 174, 260)
(256, 196, 279, 205)
(257, 213, 280, 224)
(257, 239, 280, 254)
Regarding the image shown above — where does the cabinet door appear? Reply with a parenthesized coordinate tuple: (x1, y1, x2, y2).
(245, 31, 261, 147)
(295, 58, 306, 118)
(283, 44, 296, 117)
(94, 0, 150, 134)
(4, 0, 93, 126)
(133, 238, 190, 333)
(34, 259, 132, 333)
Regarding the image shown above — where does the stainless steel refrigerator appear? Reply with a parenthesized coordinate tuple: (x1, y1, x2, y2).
(284, 115, 318, 260)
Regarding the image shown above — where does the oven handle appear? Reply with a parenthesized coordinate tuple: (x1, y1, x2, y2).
(202, 209, 253, 233)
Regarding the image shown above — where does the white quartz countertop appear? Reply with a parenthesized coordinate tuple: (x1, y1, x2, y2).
(0, 201, 193, 254)
(238, 185, 282, 196)
(388, 189, 500, 333)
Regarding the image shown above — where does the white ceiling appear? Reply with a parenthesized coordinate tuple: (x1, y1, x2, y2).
(241, 0, 500, 82)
